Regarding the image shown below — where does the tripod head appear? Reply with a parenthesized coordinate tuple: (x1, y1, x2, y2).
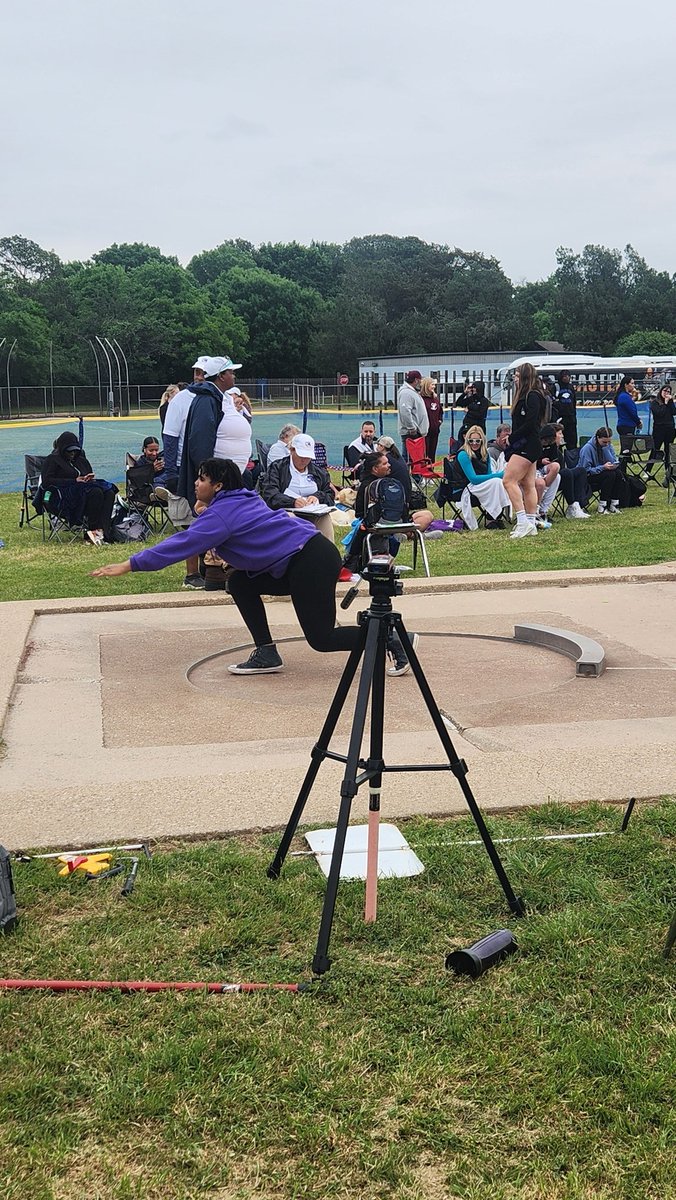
(340, 551, 403, 613)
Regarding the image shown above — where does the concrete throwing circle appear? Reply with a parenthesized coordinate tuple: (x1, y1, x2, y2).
(185, 630, 578, 738)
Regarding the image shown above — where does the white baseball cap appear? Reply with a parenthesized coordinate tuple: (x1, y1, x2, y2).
(290, 433, 315, 458)
(202, 355, 243, 377)
(192, 356, 211, 371)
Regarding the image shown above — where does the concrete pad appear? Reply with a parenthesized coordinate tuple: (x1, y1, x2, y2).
(0, 566, 674, 850)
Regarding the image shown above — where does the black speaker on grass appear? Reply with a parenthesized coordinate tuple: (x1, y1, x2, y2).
(445, 930, 518, 978)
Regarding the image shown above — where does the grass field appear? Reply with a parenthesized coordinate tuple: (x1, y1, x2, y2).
(0, 800, 674, 1199)
(0, 478, 674, 603)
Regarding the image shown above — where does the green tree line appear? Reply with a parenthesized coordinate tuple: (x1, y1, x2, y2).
(1, 233, 676, 386)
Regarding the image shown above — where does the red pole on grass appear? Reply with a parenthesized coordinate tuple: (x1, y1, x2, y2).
(0, 978, 300, 995)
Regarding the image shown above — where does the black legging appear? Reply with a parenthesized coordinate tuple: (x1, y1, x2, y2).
(227, 535, 360, 653)
(651, 427, 674, 463)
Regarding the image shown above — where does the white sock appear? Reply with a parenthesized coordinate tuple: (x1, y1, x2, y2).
(526, 512, 537, 528)
(541, 478, 560, 512)
(515, 509, 528, 528)
(598, 501, 607, 512)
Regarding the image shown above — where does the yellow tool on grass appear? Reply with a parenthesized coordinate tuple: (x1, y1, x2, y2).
(57, 854, 112, 877)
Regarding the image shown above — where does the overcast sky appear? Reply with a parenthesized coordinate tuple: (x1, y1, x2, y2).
(3, 0, 675, 283)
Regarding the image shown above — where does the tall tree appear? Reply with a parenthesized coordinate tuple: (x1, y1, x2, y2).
(187, 240, 257, 286)
(254, 241, 344, 298)
(218, 268, 323, 375)
(93, 243, 179, 270)
(614, 330, 676, 356)
(0, 235, 61, 289)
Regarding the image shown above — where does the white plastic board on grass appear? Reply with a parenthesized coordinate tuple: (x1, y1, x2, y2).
(305, 824, 425, 881)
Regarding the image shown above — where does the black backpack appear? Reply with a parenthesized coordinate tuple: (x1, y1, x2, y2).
(365, 477, 407, 526)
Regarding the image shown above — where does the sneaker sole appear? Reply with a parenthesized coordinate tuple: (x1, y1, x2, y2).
(227, 664, 283, 675)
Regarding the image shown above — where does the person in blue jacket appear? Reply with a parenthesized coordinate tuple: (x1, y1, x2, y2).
(92, 457, 418, 677)
(614, 375, 642, 452)
(578, 427, 623, 514)
(456, 426, 509, 530)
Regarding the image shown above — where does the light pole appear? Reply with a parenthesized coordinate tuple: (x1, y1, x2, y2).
(0, 338, 6, 419)
(105, 338, 123, 416)
(48, 339, 55, 415)
(88, 339, 104, 414)
(95, 335, 115, 416)
(6, 339, 17, 419)
(113, 339, 131, 415)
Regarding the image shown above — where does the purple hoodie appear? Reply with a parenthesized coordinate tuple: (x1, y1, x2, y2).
(130, 488, 318, 579)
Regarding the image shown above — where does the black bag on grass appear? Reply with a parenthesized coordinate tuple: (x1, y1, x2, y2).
(0, 845, 18, 933)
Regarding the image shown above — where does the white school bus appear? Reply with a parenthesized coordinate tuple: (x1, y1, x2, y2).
(498, 355, 676, 403)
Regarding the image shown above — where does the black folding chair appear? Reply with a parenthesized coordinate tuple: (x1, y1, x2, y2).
(19, 455, 45, 529)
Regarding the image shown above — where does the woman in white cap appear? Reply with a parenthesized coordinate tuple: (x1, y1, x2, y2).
(262, 432, 335, 540)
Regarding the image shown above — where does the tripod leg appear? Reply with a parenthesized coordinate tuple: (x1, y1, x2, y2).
(267, 626, 367, 880)
(364, 618, 388, 923)
(312, 617, 382, 976)
(393, 617, 525, 917)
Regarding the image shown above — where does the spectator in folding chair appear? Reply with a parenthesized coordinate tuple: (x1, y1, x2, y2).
(456, 427, 510, 530)
(135, 437, 171, 486)
(534, 425, 562, 528)
(261, 433, 335, 541)
(41, 431, 117, 545)
(540, 424, 590, 519)
(488, 423, 511, 465)
(266, 423, 301, 466)
(346, 420, 377, 468)
(578, 427, 625, 514)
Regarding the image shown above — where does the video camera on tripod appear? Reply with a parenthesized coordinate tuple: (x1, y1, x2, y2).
(340, 541, 405, 612)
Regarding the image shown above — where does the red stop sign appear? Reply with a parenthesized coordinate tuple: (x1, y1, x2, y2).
(338, 374, 349, 386)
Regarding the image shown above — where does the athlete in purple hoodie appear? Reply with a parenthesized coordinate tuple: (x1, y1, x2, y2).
(92, 457, 363, 675)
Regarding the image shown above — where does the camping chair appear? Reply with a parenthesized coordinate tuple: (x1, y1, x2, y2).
(313, 440, 328, 470)
(665, 443, 675, 504)
(342, 443, 363, 485)
(255, 439, 271, 472)
(435, 456, 491, 528)
(405, 436, 443, 495)
(40, 485, 89, 544)
(619, 434, 658, 482)
(19, 454, 46, 529)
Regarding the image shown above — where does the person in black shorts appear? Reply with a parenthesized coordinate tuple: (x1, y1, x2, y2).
(502, 363, 546, 538)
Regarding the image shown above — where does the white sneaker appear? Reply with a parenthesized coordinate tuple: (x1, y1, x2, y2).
(423, 529, 443, 540)
(608, 502, 621, 514)
(565, 503, 589, 520)
(510, 524, 537, 538)
(596, 502, 607, 514)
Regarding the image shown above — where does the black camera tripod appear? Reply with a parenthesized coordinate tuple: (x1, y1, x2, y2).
(268, 555, 525, 978)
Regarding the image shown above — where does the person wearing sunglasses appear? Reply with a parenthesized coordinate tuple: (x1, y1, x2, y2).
(456, 426, 510, 530)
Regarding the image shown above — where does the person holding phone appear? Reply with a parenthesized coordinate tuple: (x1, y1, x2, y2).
(40, 431, 117, 544)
